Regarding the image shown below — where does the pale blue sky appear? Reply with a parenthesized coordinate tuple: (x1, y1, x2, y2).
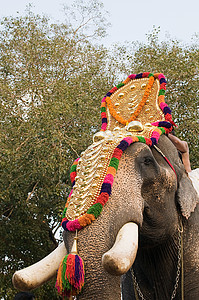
(0, 0, 198, 45)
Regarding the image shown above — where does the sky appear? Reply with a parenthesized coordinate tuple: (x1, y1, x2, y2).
(0, 0, 198, 46)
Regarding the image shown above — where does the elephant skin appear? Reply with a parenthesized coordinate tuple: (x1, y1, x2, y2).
(63, 135, 199, 300)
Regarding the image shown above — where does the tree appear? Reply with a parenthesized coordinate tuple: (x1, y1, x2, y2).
(109, 28, 199, 168)
(0, 2, 112, 298)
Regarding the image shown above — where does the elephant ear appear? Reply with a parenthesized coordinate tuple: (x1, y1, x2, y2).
(177, 172, 199, 219)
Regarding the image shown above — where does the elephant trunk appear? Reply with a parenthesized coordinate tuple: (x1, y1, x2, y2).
(102, 222, 138, 275)
(12, 242, 67, 291)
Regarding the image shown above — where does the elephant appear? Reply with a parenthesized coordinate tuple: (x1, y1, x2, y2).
(13, 134, 199, 300)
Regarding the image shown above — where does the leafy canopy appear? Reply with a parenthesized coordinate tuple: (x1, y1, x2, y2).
(0, 1, 112, 298)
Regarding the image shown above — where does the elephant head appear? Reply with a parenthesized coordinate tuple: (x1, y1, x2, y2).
(12, 73, 199, 299)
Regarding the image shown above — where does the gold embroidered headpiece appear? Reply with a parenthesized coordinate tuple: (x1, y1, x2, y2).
(62, 72, 174, 229)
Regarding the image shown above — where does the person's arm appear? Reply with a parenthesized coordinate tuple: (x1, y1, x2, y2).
(168, 133, 191, 173)
(181, 151, 192, 173)
(168, 133, 188, 153)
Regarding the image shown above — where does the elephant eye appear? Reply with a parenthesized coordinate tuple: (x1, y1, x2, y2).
(143, 156, 153, 165)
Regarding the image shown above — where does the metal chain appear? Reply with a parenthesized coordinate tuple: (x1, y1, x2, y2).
(131, 269, 145, 300)
(171, 228, 182, 300)
(131, 226, 183, 300)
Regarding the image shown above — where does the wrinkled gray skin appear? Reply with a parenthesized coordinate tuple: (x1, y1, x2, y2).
(63, 135, 199, 300)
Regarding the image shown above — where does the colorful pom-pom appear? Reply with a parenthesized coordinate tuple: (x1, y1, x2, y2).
(56, 254, 85, 298)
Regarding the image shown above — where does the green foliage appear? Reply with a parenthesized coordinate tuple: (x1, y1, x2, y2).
(0, 2, 112, 299)
(110, 27, 199, 168)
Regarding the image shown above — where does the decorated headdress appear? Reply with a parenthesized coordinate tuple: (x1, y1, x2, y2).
(56, 72, 176, 298)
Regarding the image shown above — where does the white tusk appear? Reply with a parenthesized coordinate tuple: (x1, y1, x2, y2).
(12, 242, 67, 291)
(102, 222, 138, 275)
